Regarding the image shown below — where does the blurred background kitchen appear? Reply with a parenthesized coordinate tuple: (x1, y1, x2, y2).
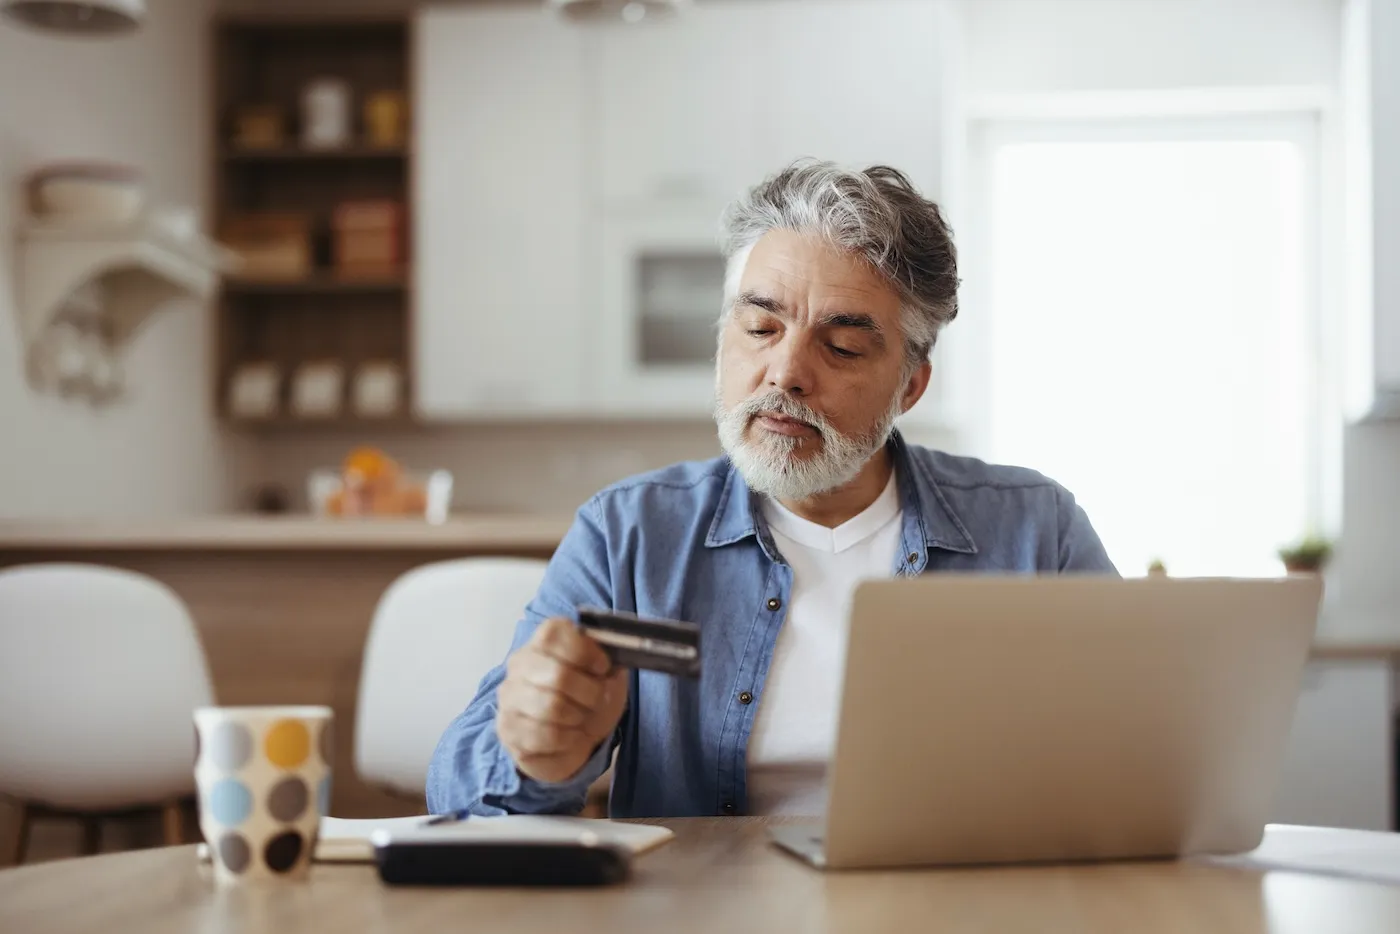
(1, 0, 1398, 863)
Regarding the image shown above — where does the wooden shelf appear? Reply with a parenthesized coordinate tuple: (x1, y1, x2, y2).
(214, 15, 414, 425)
(222, 146, 408, 163)
(226, 273, 408, 295)
(226, 414, 420, 431)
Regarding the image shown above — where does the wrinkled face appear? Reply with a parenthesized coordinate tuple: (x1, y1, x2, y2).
(714, 229, 929, 501)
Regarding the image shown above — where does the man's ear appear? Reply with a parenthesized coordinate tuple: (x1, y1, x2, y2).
(900, 359, 932, 414)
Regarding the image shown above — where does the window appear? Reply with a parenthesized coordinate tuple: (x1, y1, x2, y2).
(971, 115, 1326, 577)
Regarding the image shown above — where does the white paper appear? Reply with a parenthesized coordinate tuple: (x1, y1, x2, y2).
(358, 815, 674, 854)
(1199, 824, 1400, 886)
(319, 815, 425, 841)
(198, 816, 673, 865)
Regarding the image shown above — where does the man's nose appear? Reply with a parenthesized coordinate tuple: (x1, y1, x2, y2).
(766, 334, 817, 397)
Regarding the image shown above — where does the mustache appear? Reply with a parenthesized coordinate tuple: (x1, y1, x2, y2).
(730, 391, 828, 438)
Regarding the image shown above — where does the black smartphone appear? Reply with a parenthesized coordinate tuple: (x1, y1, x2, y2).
(373, 838, 632, 887)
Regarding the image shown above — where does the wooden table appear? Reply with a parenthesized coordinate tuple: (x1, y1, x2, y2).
(4, 819, 1400, 934)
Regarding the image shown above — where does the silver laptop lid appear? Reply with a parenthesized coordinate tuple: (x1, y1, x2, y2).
(821, 576, 1321, 870)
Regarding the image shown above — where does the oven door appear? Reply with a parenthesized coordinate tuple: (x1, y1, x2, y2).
(592, 208, 728, 415)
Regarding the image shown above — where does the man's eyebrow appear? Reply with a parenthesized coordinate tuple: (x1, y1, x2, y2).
(820, 312, 887, 348)
(737, 290, 786, 315)
(736, 292, 888, 349)
(820, 312, 881, 333)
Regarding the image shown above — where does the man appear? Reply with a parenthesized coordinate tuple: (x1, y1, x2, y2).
(426, 160, 1116, 819)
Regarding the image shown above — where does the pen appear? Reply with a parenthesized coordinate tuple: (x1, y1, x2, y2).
(423, 810, 471, 826)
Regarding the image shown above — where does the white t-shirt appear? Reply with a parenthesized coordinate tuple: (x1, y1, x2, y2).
(745, 471, 903, 816)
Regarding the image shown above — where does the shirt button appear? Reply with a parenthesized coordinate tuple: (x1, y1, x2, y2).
(908, 552, 919, 563)
(766, 597, 782, 611)
(722, 802, 736, 815)
(738, 691, 753, 705)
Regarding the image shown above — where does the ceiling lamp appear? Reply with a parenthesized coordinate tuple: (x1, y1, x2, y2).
(547, 0, 690, 25)
(1, 0, 144, 35)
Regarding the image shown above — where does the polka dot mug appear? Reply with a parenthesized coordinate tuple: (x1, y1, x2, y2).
(193, 706, 333, 883)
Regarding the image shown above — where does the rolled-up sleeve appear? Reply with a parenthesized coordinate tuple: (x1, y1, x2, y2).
(425, 498, 620, 815)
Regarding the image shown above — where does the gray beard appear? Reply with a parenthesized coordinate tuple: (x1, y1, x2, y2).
(714, 388, 903, 501)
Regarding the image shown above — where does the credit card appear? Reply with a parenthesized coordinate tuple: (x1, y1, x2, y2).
(576, 607, 702, 679)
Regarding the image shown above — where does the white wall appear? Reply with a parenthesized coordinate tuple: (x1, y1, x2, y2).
(250, 422, 720, 514)
(961, 0, 1342, 92)
(0, 0, 247, 519)
(242, 414, 959, 515)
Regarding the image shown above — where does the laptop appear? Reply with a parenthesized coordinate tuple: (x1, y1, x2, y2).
(768, 575, 1323, 870)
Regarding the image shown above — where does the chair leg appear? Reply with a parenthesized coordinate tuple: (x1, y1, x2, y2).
(81, 817, 101, 856)
(161, 800, 184, 846)
(3, 803, 31, 867)
(16, 806, 31, 865)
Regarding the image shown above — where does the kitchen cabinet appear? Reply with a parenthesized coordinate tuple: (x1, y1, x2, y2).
(588, 0, 950, 414)
(212, 19, 412, 428)
(592, 5, 763, 211)
(1348, 0, 1400, 419)
(590, 206, 729, 416)
(414, 8, 589, 419)
(1379, 325, 1400, 419)
(756, 0, 945, 195)
(416, 1, 952, 419)
(1372, 0, 1400, 415)
(593, 0, 945, 209)
(1270, 659, 1395, 831)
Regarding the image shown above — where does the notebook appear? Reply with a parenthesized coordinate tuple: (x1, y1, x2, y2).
(195, 815, 674, 864)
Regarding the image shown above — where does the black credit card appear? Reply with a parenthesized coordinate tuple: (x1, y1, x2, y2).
(576, 607, 701, 679)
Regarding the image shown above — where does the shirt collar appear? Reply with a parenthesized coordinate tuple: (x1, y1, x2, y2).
(704, 429, 979, 559)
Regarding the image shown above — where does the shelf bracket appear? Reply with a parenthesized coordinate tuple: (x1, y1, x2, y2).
(13, 216, 240, 403)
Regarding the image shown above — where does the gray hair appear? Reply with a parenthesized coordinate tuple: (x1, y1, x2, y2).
(719, 159, 960, 369)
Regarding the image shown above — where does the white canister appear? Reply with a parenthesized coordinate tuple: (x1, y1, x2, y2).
(301, 78, 352, 149)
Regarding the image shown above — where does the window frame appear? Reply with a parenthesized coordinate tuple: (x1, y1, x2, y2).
(947, 101, 1340, 573)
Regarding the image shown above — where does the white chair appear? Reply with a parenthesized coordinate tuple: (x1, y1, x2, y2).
(0, 563, 215, 864)
(354, 557, 548, 798)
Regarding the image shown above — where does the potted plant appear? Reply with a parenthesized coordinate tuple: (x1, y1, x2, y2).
(1277, 534, 1335, 575)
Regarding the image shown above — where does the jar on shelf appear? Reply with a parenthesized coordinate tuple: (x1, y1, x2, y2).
(301, 77, 352, 150)
(232, 104, 285, 150)
(363, 90, 407, 149)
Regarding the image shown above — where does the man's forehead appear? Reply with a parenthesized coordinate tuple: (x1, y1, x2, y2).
(738, 230, 898, 313)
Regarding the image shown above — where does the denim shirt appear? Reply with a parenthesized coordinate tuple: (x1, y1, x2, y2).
(425, 431, 1117, 818)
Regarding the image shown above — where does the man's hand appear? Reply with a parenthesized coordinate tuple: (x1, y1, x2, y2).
(496, 617, 629, 784)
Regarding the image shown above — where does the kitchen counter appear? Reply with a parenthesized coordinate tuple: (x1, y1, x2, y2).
(1314, 609, 1400, 660)
(1311, 635, 1400, 660)
(1, 522, 1395, 826)
(1, 519, 1395, 665)
(0, 515, 573, 552)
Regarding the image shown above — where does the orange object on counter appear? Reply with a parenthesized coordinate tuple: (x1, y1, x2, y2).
(323, 447, 428, 518)
(343, 446, 398, 482)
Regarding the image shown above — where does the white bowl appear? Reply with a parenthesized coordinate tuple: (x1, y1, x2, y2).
(31, 172, 145, 224)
